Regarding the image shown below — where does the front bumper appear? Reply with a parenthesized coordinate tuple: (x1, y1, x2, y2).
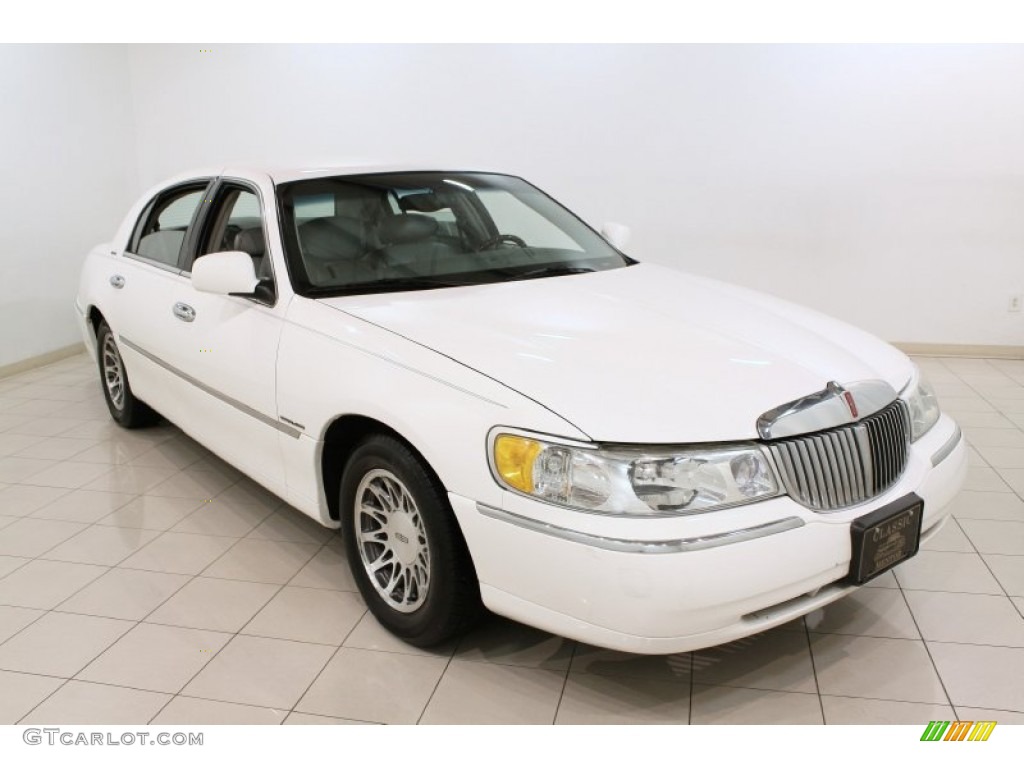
(451, 414, 966, 654)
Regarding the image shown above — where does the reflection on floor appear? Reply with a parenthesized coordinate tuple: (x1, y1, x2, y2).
(0, 353, 1023, 724)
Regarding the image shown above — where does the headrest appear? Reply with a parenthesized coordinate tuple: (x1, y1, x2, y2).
(379, 214, 438, 245)
(234, 227, 265, 257)
(399, 192, 446, 213)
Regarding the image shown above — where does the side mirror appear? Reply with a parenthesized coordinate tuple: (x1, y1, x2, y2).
(192, 251, 260, 296)
(601, 222, 631, 251)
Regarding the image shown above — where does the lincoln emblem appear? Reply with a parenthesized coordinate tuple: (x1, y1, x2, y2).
(843, 390, 859, 419)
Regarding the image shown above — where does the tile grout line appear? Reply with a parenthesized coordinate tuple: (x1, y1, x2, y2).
(802, 619, 828, 725)
(549, 640, 579, 725)
(688, 644, 694, 725)
(894, 579, 959, 720)
(0, 431, 323, 724)
(415, 640, 457, 725)
(280, 583, 370, 726)
(143, 534, 329, 725)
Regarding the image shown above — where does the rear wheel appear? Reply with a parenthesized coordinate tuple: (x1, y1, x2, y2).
(96, 321, 159, 428)
(340, 434, 483, 646)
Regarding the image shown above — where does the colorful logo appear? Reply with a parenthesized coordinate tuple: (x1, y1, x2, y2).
(842, 389, 859, 419)
(920, 721, 996, 742)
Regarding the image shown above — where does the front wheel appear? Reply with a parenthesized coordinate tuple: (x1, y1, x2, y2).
(340, 434, 483, 646)
(96, 321, 159, 428)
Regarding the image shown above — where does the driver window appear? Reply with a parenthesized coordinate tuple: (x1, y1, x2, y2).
(195, 186, 275, 302)
(200, 189, 263, 257)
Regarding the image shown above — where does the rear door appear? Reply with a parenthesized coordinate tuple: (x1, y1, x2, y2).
(104, 180, 213, 417)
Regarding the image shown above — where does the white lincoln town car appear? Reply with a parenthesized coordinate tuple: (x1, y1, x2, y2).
(75, 166, 967, 654)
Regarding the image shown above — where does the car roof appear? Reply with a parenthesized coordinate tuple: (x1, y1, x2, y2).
(155, 164, 506, 188)
(265, 163, 503, 184)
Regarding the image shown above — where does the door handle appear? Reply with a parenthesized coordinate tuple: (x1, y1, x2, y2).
(172, 302, 196, 323)
(109, 275, 125, 289)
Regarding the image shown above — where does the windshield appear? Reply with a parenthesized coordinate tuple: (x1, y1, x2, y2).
(277, 172, 630, 296)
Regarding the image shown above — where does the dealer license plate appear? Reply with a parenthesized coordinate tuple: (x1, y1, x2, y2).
(848, 494, 924, 585)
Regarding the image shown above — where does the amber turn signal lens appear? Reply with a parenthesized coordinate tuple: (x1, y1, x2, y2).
(493, 435, 542, 493)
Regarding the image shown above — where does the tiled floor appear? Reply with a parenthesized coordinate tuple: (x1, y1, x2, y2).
(1, 352, 1023, 725)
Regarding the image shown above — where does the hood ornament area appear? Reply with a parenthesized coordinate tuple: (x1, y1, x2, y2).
(756, 380, 898, 440)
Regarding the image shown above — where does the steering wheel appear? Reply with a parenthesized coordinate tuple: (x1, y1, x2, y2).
(476, 233, 527, 251)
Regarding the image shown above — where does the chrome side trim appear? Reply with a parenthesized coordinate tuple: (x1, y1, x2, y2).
(757, 379, 898, 440)
(475, 503, 805, 554)
(931, 425, 963, 467)
(122, 251, 186, 276)
(119, 336, 301, 439)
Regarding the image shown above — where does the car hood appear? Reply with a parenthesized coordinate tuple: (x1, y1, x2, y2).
(317, 263, 914, 442)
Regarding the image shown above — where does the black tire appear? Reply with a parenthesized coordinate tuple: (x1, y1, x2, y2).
(96, 321, 159, 428)
(340, 434, 483, 646)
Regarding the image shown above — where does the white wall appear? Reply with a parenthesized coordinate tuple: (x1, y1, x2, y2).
(123, 44, 1024, 347)
(0, 45, 138, 368)
(4, 45, 1022, 369)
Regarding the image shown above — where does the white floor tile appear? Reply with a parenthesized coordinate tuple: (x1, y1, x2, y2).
(201, 539, 319, 584)
(821, 696, 955, 725)
(20, 680, 170, 725)
(904, 591, 1024, 646)
(44, 526, 161, 566)
(692, 626, 817, 692)
(0, 670, 64, 724)
(453, 616, 575, 671)
(960, 519, 1024, 555)
(241, 586, 365, 645)
(295, 647, 446, 724)
(555, 671, 689, 724)
(119, 532, 238, 575)
(691, 684, 823, 724)
(0, 612, 133, 677)
(811, 634, 948, 704)
(150, 695, 287, 725)
(78, 622, 232, 694)
(29, 489, 135, 524)
(0, 517, 87, 557)
(420, 660, 565, 724)
(57, 568, 190, 620)
(929, 642, 1024, 711)
(0, 559, 108, 609)
(894, 551, 1004, 594)
(182, 634, 334, 709)
(0, 605, 44, 644)
(147, 576, 279, 632)
(982, 554, 1024, 597)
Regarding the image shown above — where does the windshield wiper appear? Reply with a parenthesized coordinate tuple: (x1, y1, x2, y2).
(504, 265, 598, 280)
(308, 276, 465, 297)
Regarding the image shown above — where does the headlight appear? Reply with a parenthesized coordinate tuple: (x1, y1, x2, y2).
(903, 375, 941, 442)
(491, 432, 781, 515)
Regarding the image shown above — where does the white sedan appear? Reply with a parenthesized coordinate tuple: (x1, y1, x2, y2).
(75, 166, 967, 654)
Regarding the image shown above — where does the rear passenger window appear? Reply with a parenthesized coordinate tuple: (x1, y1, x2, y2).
(130, 187, 205, 267)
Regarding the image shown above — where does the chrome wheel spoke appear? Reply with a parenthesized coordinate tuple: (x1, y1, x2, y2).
(101, 336, 125, 409)
(354, 468, 431, 613)
(359, 528, 388, 544)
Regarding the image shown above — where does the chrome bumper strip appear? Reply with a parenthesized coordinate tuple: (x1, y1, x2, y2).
(476, 503, 804, 554)
(119, 335, 301, 439)
(930, 425, 963, 467)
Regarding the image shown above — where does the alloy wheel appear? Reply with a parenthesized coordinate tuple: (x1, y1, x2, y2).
(354, 468, 431, 613)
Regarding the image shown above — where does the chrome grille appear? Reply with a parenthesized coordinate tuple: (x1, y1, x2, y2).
(766, 400, 910, 511)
